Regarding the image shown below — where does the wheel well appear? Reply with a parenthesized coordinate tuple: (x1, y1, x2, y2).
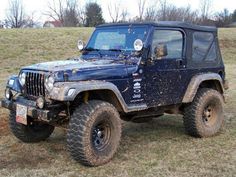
(199, 80, 223, 94)
(72, 90, 124, 112)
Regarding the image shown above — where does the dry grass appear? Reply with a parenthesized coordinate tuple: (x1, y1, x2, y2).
(0, 27, 235, 177)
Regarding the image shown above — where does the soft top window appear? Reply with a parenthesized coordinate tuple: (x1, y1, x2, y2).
(192, 32, 216, 62)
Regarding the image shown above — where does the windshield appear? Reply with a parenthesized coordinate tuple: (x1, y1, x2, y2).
(86, 26, 148, 52)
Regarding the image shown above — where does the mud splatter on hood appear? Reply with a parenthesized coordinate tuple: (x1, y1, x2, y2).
(21, 58, 138, 81)
(22, 59, 125, 72)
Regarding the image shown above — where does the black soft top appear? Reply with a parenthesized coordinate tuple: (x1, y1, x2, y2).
(97, 21, 217, 32)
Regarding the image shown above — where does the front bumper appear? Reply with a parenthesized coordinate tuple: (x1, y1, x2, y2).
(0, 98, 52, 121)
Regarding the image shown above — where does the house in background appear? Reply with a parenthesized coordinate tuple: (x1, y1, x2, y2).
(43, 20, 62, 28)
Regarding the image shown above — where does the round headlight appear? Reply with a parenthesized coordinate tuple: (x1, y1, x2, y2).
(45, 76, 55, 91)
(5, 88, 13, 100)
(19, 72, 26, 86)
(36, 96, 45, 109)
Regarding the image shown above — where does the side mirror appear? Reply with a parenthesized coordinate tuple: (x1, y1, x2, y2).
(154, 43, 168, 58)
(77, 40, 85, 51)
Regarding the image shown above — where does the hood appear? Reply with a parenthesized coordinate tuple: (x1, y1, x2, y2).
(23, 59, 127, 71)
(22, 58, 138, 81)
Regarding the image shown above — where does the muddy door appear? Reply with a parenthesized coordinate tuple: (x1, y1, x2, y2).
(144, 29, 187, 107)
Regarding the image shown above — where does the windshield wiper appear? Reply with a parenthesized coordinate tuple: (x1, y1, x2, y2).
(84, 47, 99, 51)
(108, 48, 122, 52)
(108, 48, 128, 59)
(84, 47, 102, 57)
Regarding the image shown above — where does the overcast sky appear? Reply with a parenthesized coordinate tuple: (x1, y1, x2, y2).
(0, 0, 236, 23)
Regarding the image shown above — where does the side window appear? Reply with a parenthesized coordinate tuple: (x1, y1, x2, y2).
(152, 30, 183, 60)
(192, 32, 216, 61)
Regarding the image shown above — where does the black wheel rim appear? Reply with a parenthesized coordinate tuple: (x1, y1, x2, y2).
(92, 119, 111, 151)
(202, 103, 218, 127)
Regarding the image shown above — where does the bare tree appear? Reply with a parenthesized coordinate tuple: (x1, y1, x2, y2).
(63, 0, 79, 26)
(215, 9, 232, 27)
(137, 0, 147, 21)
(24, 12, 40, 28)
(158, 4, 178, 21)
(144, 0, 158, 22)
(46, 0, 64, 23)
(45, 0, 82, 27)
(131, 0, 200, 24)
(164, 6, 198, 22)
(78, 6, 86, 26)
(181, 6, 199, 23)
(154, 2, 198, 23)
(199, 0, 212, 22)
(6, 0, 26, 28)
(120, 8, 129, 22)
(145, 7, 158, 21)
(158, 0, 168, 21)
(108, 2, 120, 23)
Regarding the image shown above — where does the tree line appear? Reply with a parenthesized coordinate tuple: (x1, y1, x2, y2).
(1, 0, 236, 28)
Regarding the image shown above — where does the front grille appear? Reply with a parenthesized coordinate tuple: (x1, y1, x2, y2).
(25, 72, 45, 96)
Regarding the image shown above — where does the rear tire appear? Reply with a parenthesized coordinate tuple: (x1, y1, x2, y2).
(67, 100, 121, 166)
(9, 110, 54, 143)
(183, 88, 224, 137)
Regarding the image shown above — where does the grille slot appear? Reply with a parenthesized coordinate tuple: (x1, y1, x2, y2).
(25, 72, 45, 96)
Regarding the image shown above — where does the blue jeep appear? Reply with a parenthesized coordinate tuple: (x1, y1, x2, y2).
(0, 22, 228, 166)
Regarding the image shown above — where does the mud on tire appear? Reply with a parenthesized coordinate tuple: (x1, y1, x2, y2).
(67, 100, 122, 166)
(183, 88, 224, 137)
(9, 110, 55, 143)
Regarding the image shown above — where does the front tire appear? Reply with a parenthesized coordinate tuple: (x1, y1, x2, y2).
(9, 110, 55, 143)
(183, 88, 224, 137)
(67, 100, 122, 166)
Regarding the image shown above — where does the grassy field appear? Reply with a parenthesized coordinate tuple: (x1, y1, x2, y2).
(0, 27, 235, 177)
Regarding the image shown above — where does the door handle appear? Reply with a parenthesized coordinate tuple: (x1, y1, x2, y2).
(176, 59, 183, 68)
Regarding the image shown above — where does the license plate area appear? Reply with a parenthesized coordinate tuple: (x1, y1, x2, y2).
(16, 104, 27, 125)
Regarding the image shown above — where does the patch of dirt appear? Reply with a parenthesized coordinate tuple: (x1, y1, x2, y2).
(0, 115, 9, 136)
(0, 152, 53, 169)
(0, 140, 59, 170)
(0, 112, 54, 170)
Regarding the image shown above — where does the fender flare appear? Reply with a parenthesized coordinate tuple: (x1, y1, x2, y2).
(49, 80, 147, 113)
(182, 73, 224, 103)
